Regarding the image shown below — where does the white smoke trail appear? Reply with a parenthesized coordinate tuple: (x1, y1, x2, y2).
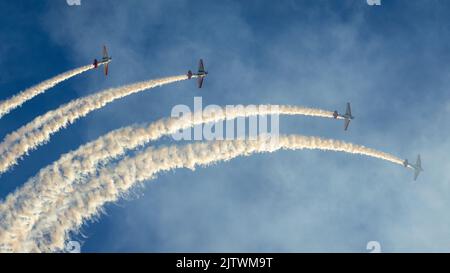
(0, 104, 339, 251)
(9, 134, 404, 252)
(0, 75, 189, 174)
(0, 65, 95, 119)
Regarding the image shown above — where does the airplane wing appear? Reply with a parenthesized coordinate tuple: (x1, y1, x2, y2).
(198, 59, 205, 73)
(104, 63, 109, 76)
(414, 169, 420, 180)
(346, 102, 352, 117)
(413, 154, 422, 180)
(198, 77, 204, 88)
(103, 46, 109, 59)
(344, 118, 350, 131)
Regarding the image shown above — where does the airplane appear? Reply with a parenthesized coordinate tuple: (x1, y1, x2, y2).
(93, 45, 112, 76)
(333, 102, 355, 131)
(403, 154, 423, 181)
(187, 59, 208, 88)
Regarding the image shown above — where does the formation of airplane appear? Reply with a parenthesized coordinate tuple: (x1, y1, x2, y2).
(332, 103, 423, 180)
(93, 45, 112, 76)
(92, 48, 422, 181)
(333, 102, 354, 131)
(187, 59, 208, 88)
(403, 155, 423, 181)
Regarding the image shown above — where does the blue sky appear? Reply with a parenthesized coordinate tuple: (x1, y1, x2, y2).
(1, 0, 450, 252)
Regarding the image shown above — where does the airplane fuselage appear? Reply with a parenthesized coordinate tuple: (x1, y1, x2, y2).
(100, 57, 112, 64)
(405, 162, 422, 171)
(341, 114, 354, 120)
(187, 71, 207, 78)
(93, 58, 111, 67)
(333, 112, 353, 120)
(195, 72, 208, 77)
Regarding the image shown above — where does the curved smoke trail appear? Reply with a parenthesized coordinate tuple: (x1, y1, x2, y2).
(0, 104, 339, 251)
(6, 134, 404, 252)
(0, 75, 188, 175)
(0, 65, 95, 119)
